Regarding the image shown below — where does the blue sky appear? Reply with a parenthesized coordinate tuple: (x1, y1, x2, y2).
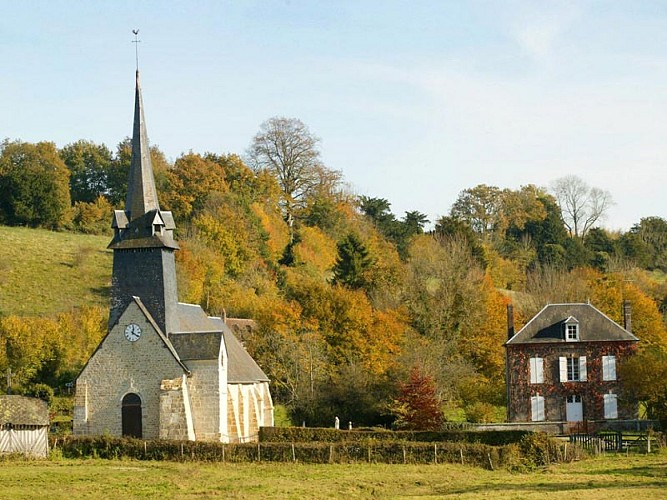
(2, 1, 667, 231)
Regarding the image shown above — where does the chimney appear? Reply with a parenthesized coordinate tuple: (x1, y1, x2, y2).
(623, 300, 632, 332)
(507, 304, 515, 340)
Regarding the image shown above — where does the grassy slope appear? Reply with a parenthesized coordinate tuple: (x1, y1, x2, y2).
(0, 452, 666, 499)
(0, 225, 112, 316)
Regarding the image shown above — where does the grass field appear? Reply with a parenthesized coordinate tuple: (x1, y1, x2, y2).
(0, 225, 111, 316)
(1, 451, 666, 499)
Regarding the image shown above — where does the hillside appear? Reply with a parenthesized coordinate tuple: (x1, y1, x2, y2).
(0, 225, 112, 316)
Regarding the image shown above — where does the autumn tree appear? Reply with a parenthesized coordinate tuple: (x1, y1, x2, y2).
(450, 184, 503, 239)
(390, 366, 444, 430)
(619, 349, 667, 427)
(550, 175, 613, 238)
(60, 140, 114, 203)
(162, 153, 228, 221)
(0, 140, 71, 229)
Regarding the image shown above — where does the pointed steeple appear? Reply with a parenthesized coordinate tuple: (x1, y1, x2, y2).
(125, 70, 160, 221)
(108, 68, 180, 335)
(108, 71, 178, 251)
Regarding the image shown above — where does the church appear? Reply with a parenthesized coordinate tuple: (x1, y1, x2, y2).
(72, 70, 274, 442)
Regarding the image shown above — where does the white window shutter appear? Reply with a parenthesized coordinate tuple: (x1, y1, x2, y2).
(530, 357, 544, 384)
(579, 356, 587, 381)
(536, 357, 544, 383)
(559, 357, 567, 382)
(604, 393, 618, 419)
(603, 355, 616, 381)
(531, 395, 545, 421)
(537, 395, 545, 421)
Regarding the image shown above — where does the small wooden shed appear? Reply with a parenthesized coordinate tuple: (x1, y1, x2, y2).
(0, 395, 49, 457)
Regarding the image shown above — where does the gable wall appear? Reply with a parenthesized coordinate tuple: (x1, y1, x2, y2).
(507, 341, 637, 423)
(73, 303, 185, 439)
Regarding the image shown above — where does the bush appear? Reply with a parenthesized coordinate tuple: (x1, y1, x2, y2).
(258, 426, 533, 446)
(26, 383, 54, 405)
(53, 433, 582, 470)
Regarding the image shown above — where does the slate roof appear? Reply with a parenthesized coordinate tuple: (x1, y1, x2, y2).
(223, 327, 270, 383)
(169, 331, 223, 360)
(0, 396, 49, 426)
(125, 70, 160, 222)
(175, 303, 222, 333)
(168, 304, 269, 383)
(506, 303, 639, 345)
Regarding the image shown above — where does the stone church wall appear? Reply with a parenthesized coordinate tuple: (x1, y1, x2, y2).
(185, 359, 224, 441)
(73, 303, 185, 439)
(159, 375, 194, 440)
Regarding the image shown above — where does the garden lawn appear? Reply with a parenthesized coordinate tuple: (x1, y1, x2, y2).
(0, 451, 666, 499)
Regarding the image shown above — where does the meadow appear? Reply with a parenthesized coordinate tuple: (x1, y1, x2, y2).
(0, 226, 111, 316)
(0, 451, 665, 499)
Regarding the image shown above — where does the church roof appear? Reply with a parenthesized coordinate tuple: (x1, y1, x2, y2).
(168, 303, 269, 383)
(0, 395, 49, 426)
(506, 303, 639, 345)
(107, 71, 178, 251)
(223, 327, 270, 383)
(126, 70, 160, 221)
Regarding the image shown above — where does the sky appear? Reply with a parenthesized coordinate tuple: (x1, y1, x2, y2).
(2, 1, 667, 232)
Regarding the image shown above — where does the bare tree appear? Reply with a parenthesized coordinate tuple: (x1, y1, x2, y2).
(247, 117, 332, 223)
(550, 175, 613, 238)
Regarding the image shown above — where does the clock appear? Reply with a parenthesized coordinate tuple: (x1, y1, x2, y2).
(124, 323, 142, 342)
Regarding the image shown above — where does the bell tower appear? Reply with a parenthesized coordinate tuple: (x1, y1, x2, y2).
(108, 70, 180, 335)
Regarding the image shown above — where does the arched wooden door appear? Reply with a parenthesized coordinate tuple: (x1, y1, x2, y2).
(121, 393, 142, 438)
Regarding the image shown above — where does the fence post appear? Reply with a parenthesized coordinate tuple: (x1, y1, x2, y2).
(222, 444, 225, 463)
(460, 448, 464, 465)
(402, 446, 406, 464)
(257, 443, 261, 462)
(292, 443, 296, 462)
(434, 444, 437, 464)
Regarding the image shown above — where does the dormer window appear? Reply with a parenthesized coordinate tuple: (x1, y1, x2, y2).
(151, 212, 165, 236)
(564, 316, 579, 341)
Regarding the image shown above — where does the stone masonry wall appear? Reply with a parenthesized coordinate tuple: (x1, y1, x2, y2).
(73, 302, 185, 439)
(185, 360, 222, 441)
(159, 375, 194, 440)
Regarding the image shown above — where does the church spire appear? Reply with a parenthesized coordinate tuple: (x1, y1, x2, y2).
(125, 70, 160, 221)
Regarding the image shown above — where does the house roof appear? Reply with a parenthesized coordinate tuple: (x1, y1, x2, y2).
(506, 303, 639, 345)
(0, 395, 49, 426)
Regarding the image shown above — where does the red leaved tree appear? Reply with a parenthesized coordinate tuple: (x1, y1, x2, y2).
(390, 366, 444, 431)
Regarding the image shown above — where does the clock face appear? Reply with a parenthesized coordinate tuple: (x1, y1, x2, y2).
(124, 323, 142, 342)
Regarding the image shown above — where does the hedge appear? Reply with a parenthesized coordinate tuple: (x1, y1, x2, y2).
(53, 434, 583, 469)
(258, 427, 533, 446)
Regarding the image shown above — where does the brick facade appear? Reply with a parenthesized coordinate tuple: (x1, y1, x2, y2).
(506, 341, 637, 422)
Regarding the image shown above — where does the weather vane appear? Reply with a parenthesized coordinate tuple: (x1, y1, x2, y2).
(132, 29, 141, 71)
